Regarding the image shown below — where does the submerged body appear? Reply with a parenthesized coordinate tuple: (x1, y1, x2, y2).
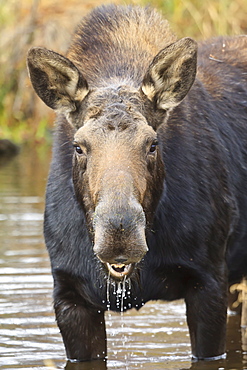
(27, 5, 247, 363)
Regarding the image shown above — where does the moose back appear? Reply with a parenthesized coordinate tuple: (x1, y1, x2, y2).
(27, 5, 247, 363)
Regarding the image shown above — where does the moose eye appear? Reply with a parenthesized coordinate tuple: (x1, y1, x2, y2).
(149, 140, 158, 153)
(73, 144, 83, 155)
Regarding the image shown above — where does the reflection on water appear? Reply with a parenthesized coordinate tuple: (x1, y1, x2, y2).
(0, 147, 247, 370)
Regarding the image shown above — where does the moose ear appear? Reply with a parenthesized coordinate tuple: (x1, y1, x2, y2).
(141, 38, 197, 110)
(27, 47, 89, 113)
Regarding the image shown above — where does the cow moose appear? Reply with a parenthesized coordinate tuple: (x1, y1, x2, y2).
(27, 4, 247, 364)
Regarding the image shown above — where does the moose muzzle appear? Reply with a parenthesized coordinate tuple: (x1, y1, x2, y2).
(93, 198, 148, 279)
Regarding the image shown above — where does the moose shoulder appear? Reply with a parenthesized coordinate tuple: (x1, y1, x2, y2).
(27, 5, 247, 363)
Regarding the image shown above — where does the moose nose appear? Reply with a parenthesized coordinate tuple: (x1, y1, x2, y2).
(114, 256, 128, 264)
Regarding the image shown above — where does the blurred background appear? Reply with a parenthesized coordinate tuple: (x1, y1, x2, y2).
(0, 0, 246, 146)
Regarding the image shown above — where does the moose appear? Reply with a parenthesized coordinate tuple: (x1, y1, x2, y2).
(27, 4, 247, 364)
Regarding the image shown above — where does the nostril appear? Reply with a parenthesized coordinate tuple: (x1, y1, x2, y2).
(114, 256, 128, 264)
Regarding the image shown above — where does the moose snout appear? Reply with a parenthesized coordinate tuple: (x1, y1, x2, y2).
(93, 200, 148, 277)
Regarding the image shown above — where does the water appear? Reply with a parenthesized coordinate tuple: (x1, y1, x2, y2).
(0, 147, 247, 370)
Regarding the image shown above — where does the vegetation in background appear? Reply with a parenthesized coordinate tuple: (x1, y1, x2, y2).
(141, 0, 247, 38)
(0, 0, 246, 145)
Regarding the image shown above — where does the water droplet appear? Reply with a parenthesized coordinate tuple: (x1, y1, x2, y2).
(106, 271, 111, 310)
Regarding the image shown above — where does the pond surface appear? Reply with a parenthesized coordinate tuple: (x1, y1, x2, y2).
(0, 147, 247, 370)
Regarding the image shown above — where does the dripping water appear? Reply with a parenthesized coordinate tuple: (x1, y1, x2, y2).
(120, 275, 127, 313)
(105, 274, 131, 368)
(106, 273, 132, 312)
(106, 271, 111, 310)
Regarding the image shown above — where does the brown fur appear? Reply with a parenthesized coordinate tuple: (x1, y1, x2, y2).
(67, 5, 177, 87)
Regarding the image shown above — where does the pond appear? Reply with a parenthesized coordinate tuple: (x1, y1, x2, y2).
(0, 146, 246, 370)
